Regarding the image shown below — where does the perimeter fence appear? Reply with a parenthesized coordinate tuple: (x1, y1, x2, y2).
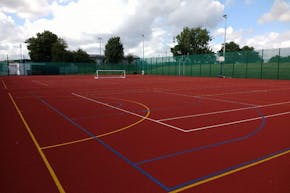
(1, 47, 290, 80)
(137, 47, 290, 80)
(0, 61, 8, 76)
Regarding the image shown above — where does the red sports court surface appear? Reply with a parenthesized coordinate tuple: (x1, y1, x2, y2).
(1, 75, 289, 193)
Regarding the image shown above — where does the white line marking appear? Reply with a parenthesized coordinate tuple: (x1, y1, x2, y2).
(72, 93, 290, 133)
(72, 93, 186, 132)
(185, 111, 290, 132)
(32, 80, 49, 86)
(156, 90, 257, 106)
(157, 87, 290, 98)
(158, 101, 290, 122)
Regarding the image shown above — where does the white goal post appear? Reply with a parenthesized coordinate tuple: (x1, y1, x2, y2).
(95, 70, 126, 79)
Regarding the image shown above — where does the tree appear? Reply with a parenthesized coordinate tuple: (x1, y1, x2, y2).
(219, 41, 240, 53)
(26, 30, 93, 63)
(25, 31, 59, 62)
(171, 27, 213, 56)
(71, 49, 93, 63)
(126, 54, 135, 64)
(51, 38, 67, 62)
(268, 55, 290, 63)
(104, 37, 124, 64)
(218, 42, 262, 64)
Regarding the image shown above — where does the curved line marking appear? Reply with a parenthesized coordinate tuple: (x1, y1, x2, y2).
(136, 106, 267, 166)
(41, 98, 150, 150)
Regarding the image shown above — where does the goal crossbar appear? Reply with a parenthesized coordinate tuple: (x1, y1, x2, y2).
(95, 70, 126, 79)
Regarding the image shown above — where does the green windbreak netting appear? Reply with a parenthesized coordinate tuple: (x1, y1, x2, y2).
(137, 48, 290, 80)
(96, 63, 138, 74)
(27, 62, 138, 75)
(29, 62, 97, 75)
(2, 47, 289, 80)
(0, 61, 8, 76)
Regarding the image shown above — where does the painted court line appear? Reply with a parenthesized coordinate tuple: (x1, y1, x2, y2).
(73, 93, 290, 134)
(156, 90, 257, 107)
(185, 111, 290, 132)
(2, 79, 7, 89)
(199, 87, 290, 97)
(39, 98, 169, 191)
(158, 101, 290, 121)
(136, 109, 266, 166)
(32, 80, 49, 87)
(41, 98, 151, 150)
(169, 148, 290, 193)
(158, 87, 290, 98)
(8, 93, 66, 193)
(72, 92, 186, 132)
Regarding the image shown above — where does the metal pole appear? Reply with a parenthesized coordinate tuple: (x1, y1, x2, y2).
(222, 14, 227, 76)
(20, 44, 23, 62)
(142, 34, 144, 72)
(98, 37, 102, 55)
(142, 34, 144, 60)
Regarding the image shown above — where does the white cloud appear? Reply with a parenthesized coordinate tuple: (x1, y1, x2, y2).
(0, 0, 51, 20)
(259, 0, 290, 24)
(246, 31, 290, 49)
(6, 0, 224, 58)
(0, 11, 28, 58)
(10, 0, 290, 59)
(213, 25, 290, 51)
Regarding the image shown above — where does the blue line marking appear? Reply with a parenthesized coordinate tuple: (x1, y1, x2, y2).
(136, 110, 266, 165)
(168, 147, 290, 191)
(39, 99, 169, 191)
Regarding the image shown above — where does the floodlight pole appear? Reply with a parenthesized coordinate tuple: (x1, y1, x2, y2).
(98, 37, 102, 55)
(19, 44, 23, 62)
(142, 34, 144, 60)
(142, 34, 144, 71)
(222, 14, 227, 76)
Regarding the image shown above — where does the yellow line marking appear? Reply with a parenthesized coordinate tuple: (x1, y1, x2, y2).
(169, 149, 290, 193)
(41, 98, 150, 150)
(2, 79, 7, 89)
(8, 93, 66, 193)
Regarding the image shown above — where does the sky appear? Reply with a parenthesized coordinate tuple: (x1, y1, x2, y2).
(0, 0, 290, 60)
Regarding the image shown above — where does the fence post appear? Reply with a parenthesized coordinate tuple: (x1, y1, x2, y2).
(245, 51, 249, 78)
(191, 60, 193, 76)
(260, 49, 264, 79)
(199, 62, 202, 77)
(232, 62, 235, 78)
(277, 48, 281, 80)
(210, 62, 212, 77)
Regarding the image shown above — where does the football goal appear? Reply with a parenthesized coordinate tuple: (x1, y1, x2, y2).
(95, 70, 126, 79)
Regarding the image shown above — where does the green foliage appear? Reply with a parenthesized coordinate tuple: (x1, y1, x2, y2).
(219, 41, 262, 64)
(104, 37, 124, 64)
(268, 55, 290, 63)
(219, 41, 240, 53)
(126, 54, 135, 64)
(51, 38, 67, 62)
(70, 49, 93, 63)
(171, 27, 213, 56)
(26, 30, 92, 63)
(25, 31, 59, 62)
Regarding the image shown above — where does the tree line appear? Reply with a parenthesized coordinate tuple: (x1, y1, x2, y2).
(25, 31, 129, 63)
(25, 31, 93, 63)
(25, 28, 283, 64)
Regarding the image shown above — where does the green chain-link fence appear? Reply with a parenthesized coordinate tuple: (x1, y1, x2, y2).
(137, 48, 290, 80)
(0, 61, 8, 76)
(1, 48, 290, 80)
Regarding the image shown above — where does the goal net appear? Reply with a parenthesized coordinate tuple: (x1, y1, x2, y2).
(95, 70, 126, 79)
